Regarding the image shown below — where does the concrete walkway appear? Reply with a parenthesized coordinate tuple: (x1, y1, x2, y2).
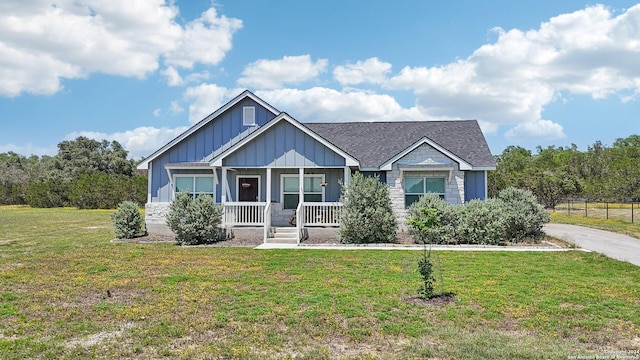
(255, 241, 581, 252)
(544, 223, 640, 266)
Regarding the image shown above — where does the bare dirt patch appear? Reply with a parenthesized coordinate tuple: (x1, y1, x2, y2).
(65, 322, 135, 349)
(405, 293, 457, 307)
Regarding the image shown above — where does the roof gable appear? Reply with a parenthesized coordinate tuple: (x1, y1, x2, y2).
(305, 121, 495, 170)
(137, 90, 279, 170)
(210, 113, 359, 167)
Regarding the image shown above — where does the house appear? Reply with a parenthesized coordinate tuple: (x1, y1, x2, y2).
(137, 90, 496, 243)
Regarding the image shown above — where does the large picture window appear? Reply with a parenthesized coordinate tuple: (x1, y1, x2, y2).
(404, 176, 445, 207)
(174, 175, 215, 199)
(281, 174, 324, 209)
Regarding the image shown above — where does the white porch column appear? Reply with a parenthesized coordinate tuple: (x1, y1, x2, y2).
(266, 168, 272, 204)
(343, 166, 351, 186)
(298, 167, 304, 203)
(221, 167, 227, 204)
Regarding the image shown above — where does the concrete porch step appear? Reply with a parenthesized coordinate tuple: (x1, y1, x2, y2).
(266, 227, 299, 244)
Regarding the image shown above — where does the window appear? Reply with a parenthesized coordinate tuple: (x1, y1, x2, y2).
(175, 176, 214, 199)
(404, 176, 445, 207)
(281, 174, 324, 209)
(243, 106, 256, 126)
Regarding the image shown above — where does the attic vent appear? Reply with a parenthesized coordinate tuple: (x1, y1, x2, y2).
(243, 106, 256, 126)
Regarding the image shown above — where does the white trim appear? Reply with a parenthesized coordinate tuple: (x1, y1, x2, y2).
(147, 162, 152, 203)
(236, 175, 261, 202)
(473, 166, 497, 171)
(137, 90, 279, 170)
(172, 174, 216, 201)
(280, 173, 326, 210)
(210, 113, 360, 167)
(380, 137, 472, 171)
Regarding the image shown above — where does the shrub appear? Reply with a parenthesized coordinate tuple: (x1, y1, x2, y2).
(339, 172, 397, 244)
(498, 187, 550, 242)
(456, 199, 506, 245)
(407, 194, 458, 244)
(166, 193, 223, 245)
(111, 201, 146, 239)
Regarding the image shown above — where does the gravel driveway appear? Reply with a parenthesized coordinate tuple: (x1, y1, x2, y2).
(544, 223, 640, 266)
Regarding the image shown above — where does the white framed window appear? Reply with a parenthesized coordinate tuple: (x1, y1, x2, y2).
(281, 174, 325, 210)
(404, 176, 445, 207)
(243, 106, 256, 126)
(174, 175, 215, 200)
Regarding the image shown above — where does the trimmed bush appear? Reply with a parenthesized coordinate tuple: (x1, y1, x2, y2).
(111, 201, 146, 239)
(407, 194, 457, 244)
(498, 187, 550, 242)
(339, 172, 397, 244)
(166, 193, 223, 245)
(456, 199, 506, 245)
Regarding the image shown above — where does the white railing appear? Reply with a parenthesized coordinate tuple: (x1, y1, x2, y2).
(296, 202, 303, 244)
(263, 202, 271, 243)
(301, 202, 342, 227)
(223, 202, 266, 226)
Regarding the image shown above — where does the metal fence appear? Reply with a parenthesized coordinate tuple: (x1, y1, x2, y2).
(554, 200, 638, 223)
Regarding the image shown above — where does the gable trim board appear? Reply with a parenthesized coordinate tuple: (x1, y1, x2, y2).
(380, 137, 473, 171)
(209, 113, 360, 168)
(137, 90, 280, 170)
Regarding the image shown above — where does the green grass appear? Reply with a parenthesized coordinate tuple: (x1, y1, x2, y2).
(550, 211, 640, 239)
(1, 206, 639, 359)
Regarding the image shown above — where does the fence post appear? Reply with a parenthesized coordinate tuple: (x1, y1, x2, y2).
(606, 202, 609, 219)
(632, 203, 635, 224)
(585, 200, 588, 218)
(568, 199, 571, 216)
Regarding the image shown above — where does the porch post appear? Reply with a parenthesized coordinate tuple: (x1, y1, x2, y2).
(221, 167, 227, 204)
(343, 166, 350, 186)
(298, 167, 304, 203)
(266, 168, 272, 204)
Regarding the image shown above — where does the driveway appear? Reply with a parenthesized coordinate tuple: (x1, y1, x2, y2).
(544, 223, 640, 266)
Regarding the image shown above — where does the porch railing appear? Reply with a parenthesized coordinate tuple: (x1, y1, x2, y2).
(299, 202, 342, 227)
(223, 202, 266, 226)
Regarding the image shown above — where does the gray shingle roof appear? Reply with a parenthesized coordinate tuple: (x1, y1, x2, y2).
(304, 120, 496, 169)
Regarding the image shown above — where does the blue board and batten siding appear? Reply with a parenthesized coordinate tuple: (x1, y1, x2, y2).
(464, 171, 487, 201)
(223, 121, 346, 167)
(150, 99, 275, 202)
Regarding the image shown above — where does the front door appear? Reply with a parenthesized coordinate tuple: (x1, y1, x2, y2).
(238, 177, 259, 202)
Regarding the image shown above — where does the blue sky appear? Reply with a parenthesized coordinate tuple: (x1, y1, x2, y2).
(1, 0, 639, 159)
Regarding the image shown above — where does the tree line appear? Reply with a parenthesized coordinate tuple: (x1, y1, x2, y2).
(488, 134, 640, 208)
(0, 137, 146, 209)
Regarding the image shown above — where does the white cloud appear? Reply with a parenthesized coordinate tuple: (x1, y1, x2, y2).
(333, 57, 392, 86)
(152, 108, 161, 117)
(0, 143, 57, 157)
(164, 7, 242, 69)
(65, 126, 189, 160)
(183, 84, 230, 123)
(386, 4, 640, 143)
(0, 0, 241, 97)
(238, 55, 328, 89)
(170, 101, 184, 114)
(505, 119, 566, 141)
(161, 66, 183, 87)
(257, 87, 422, 122)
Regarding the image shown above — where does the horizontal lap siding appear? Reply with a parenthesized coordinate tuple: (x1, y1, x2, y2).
(223, 121, 346, 167)
(150, 99, 274, 202)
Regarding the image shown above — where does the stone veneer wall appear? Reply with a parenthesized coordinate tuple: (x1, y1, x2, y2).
(387, 143, 465, 229)
(145, 202, 173, 235)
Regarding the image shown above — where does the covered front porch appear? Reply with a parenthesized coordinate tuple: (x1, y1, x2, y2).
(220, 167, 349, 244)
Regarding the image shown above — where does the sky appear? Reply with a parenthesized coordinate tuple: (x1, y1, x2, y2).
(1, 0, 639, 160)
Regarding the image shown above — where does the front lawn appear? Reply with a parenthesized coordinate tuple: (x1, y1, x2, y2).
(1, 206, 639, 359)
